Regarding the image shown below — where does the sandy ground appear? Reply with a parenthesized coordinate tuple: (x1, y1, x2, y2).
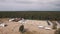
(0, 18, 55, 34)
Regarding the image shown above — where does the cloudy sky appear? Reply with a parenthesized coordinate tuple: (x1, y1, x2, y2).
(0, 0, 60, 11)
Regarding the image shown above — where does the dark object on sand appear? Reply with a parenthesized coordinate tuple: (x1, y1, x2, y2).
(13, 18, 22, 22)
(47, 20, 50, 25)
(4, 24, 8, 27)
(57, 21, 60, 24)
(19, 25, 24, 33)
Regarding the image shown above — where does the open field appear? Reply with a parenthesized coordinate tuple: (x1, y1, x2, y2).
(0, 18, 55, 34)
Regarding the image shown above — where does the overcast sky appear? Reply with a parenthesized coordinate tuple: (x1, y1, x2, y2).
(0, 0, 60, 11)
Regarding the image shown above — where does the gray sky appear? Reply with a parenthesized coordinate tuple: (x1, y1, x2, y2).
(0, 0, 60, 11)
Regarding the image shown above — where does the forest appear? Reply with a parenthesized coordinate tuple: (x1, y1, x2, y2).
(0, 11, 60, 20)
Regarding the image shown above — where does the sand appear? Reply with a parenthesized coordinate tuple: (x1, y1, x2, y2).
(0, 18, 55, 34)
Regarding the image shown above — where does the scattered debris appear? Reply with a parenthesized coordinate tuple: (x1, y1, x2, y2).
(38, 25, 44, 29)
(44, 27, 51, 30)
(9, 18, 24, 22)
(9, 18, 14, 22)
(13, 18, 22, 22)
(0, 23, 7, 27)
(38, 25, 52, 30)
(18, 18, 26, 24)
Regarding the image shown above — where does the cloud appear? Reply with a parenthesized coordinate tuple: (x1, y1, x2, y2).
(0, 0, 60, 11)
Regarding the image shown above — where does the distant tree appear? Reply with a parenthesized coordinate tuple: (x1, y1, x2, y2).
(31, 16, 33, 20)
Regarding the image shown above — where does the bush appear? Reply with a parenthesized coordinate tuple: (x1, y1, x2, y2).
(52, 22, 57, 29)
(52, 24, 57, 29)
(19, 25, 24, 33)
(55, 28, 60, 34)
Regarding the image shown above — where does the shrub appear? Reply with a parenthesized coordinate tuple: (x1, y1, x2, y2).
(52, 22, 57, 29)
(55, 28, 60, 34)
(19, 25, 24, 33)
(52, 24, 57, 29)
